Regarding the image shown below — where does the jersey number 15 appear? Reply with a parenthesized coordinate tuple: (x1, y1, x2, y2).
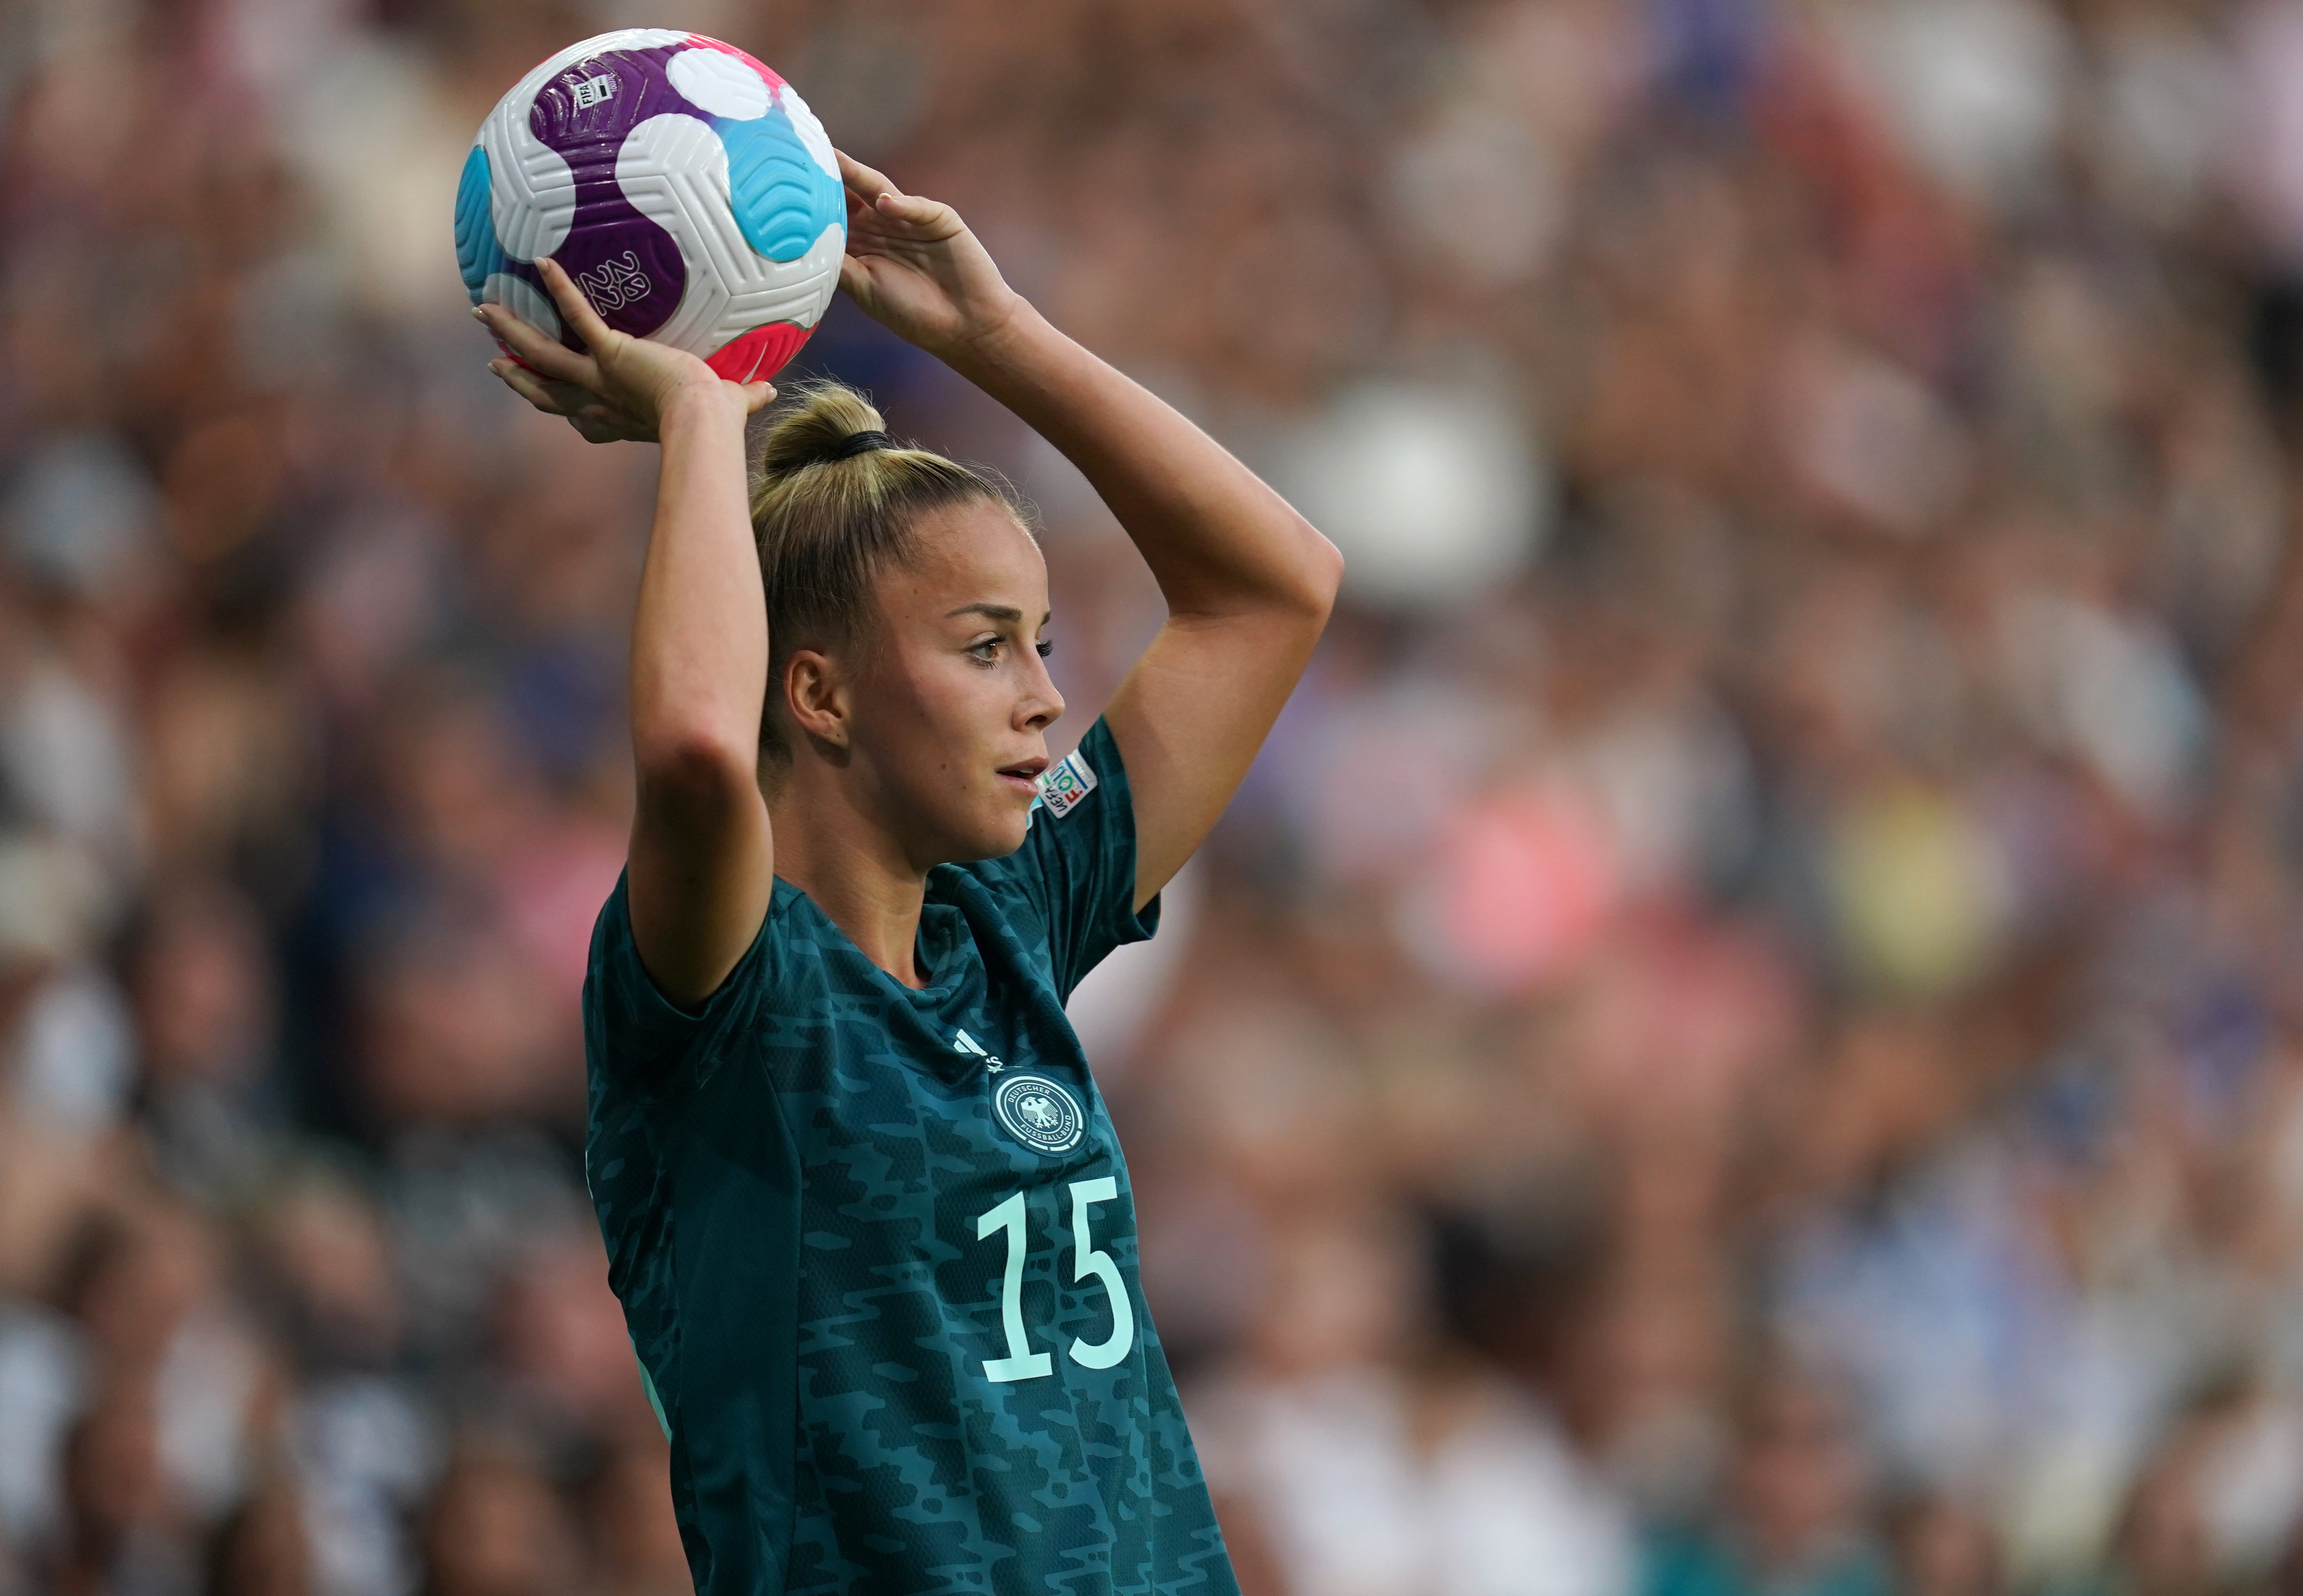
(974, 1180, 1135, 1381)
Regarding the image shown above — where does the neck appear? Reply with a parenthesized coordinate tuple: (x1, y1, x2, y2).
(768, 762, 933, 988)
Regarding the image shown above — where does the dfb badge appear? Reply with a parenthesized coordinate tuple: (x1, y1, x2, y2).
(991, 1074, 1085, 1156)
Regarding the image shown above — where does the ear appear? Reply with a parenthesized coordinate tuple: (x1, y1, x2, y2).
(784, 648, 852, 752)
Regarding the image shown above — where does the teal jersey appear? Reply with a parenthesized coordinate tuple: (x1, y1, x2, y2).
(581, 719, 1237, 1596)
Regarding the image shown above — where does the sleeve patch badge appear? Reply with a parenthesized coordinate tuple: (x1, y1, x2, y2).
(1035, 749, 1098, 819)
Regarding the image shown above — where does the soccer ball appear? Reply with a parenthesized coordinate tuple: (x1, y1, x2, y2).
(454, 29, 845, 385)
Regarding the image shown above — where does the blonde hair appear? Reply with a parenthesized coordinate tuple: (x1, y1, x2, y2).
(747, 379, 1028, 766)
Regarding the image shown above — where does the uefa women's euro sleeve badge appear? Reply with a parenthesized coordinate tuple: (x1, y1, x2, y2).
(1033, 749, 1098, 820)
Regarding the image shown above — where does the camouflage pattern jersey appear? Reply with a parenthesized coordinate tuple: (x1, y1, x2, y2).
(581, 718, 1239, 1596)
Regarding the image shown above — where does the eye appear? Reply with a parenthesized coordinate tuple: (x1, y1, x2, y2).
(968, 636, 1001, 663)
(1035, 638, 1053, 659)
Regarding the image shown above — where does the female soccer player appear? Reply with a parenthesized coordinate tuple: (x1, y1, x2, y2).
(477, 151, 1341, 1594)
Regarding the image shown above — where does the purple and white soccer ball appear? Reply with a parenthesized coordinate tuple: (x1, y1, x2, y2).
(455, 29, 846, 385)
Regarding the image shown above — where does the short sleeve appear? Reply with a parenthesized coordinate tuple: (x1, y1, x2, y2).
(973, 716, 1160, 1001)
(581, 871, 775, 1099)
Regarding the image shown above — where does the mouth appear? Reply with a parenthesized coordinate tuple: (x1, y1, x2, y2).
(997, 756, 1049, 794)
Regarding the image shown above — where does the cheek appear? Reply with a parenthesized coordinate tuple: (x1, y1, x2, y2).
(866, 656, 1004, 769)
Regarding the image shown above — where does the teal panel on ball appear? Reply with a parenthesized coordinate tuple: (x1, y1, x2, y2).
(454, 145, 509, 298)
(717, 109, 844, 263)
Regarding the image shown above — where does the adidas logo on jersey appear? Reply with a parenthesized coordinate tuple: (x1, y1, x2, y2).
(953, 1029, 1006, 1073)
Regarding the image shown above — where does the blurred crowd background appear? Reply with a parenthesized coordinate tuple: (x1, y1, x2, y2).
(10, 0, 2303, 1592)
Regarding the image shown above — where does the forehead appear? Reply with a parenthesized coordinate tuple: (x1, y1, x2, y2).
(880, 498, 1046, 618)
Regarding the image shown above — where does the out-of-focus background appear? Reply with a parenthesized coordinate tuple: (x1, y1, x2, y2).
(12, 0, 2303, 1592)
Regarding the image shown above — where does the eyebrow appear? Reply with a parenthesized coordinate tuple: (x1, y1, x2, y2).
(945, 604, 1052, 624)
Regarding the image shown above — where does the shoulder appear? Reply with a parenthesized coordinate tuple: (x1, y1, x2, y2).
(583, 872, 823, 1096)
(585, 873, 818, 1001)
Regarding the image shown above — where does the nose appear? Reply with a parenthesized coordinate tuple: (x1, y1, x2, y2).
(1020, 648, 1064, 732)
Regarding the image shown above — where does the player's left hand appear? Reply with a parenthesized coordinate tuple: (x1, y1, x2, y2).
(835, 152, 1022, 361)
(480, 256, 773, 444)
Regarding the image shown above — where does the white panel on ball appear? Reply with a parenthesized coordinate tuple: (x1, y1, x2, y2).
(709, 223, 844, 340)
(778, 87, 841, 180)
(666, 48, 773, 120)
(480, 102, 575, 263)
(482, 272, 563, 341)
(613, 112, 738, 352)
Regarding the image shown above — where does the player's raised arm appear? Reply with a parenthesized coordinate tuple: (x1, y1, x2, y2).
(479, 256, 780, 1006)
(835, 155, 1344, 909)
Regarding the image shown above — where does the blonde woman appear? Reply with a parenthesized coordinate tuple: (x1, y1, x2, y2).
(479, 152, 1340, 1594)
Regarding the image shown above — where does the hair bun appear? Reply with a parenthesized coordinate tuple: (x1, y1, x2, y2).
(822, 429, 897, 463)
(754, 381, 893, 480)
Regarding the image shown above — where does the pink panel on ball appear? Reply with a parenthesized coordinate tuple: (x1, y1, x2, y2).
(682, 34, 784, 89)
(705, 322, 811, 383)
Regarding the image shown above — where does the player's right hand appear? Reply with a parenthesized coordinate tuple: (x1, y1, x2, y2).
(478, 256, 774, 444)
(835, 152, 1021, 364)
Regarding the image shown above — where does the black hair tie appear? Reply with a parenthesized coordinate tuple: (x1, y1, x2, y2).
(826, 429, 897, 461)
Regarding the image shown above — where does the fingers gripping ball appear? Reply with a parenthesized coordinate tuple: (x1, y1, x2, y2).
(454, 30, 843, 383)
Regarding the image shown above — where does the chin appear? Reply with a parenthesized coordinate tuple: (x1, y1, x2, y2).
(936, 804, 1032, 865)
(977, 814, 1033, 860)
